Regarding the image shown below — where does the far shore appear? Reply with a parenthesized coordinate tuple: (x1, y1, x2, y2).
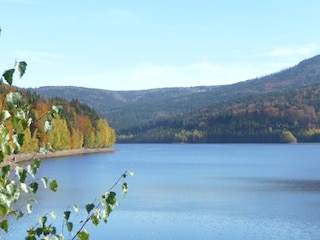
(2, 147, 117, 167)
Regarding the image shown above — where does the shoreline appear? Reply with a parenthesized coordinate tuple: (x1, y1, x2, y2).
(3, 147, 117, 167)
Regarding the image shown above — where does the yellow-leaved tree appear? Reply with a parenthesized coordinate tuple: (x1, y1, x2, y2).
(70, 127, 84, 149)
(48, 118, 71, 150)
(95, 119, 115, 148)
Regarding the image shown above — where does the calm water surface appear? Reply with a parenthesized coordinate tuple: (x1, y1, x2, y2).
(3, 144, 320, 239)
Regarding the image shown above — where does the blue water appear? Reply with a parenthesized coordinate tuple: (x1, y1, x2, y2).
(3, 144, 320, 239)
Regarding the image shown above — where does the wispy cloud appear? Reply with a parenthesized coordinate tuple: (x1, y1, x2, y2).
(130, 61, 265, 89)
(268, 43, 320, 57)
(11, 50, 64, 64)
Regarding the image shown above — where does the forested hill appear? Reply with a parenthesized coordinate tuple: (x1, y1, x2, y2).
(28, 54, 320, 133)
(5, 87, 115, 152)
(28, 86, 219, 131)
(118, 84, 320, 143)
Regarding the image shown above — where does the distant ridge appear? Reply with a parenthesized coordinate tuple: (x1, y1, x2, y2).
(28, 54, 320, 133)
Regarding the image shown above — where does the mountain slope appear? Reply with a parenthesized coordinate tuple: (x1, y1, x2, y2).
(118, 84, 320, 143)
(29, 86, 219, 130)
(28, 54, 320, 133)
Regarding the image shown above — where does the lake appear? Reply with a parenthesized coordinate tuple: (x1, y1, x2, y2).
(3, 144, 320, 239)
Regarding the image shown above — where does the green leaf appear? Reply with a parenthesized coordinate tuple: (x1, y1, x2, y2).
(47, 225, 57, 235)
(0, 219, 8, 233)
(91, 214, 100, 226)
(27, 159, 41, 178)
(17, 132, 26, 146)
(1, 129, 10, 153)
(17, 210, 24, 219)
(49, 180, 58, 192)
(104, 191, 118, 215)
(39, 147, 49, 154)
(25, 236, 37, 240)
(0, 204, 8, 216)
(64, 211, 71, 221)
(28, 197, 37, 203)
(44, 119, 52, 133)
(53, 234, 64, 240)
(85, 203, 95, 214)
(78, 230, 89, 240)
(50, 211, 56, 220)
(17, 106, 30, 120)
(14, 61, 27, 78)
(5, 183, 14, 196)
(12, 133, 24, 152)
(6, 92, 22, 110)
(1, 110, 11, 122)
(20, 118, 29, 130)
(122, 183, 128, 197)
(122, 170, 134, 178)
(35, 227, 43, 236)
(101, 209, 108, 223)
(26, 228, 37, 240)
(41, 177, 48, 188)
(66, 221, 73, 232)
(6, 144, 14, 155)
(106, 191, 117, 205)
(21, 183, 29, 193)
(39, 216, 47, 228)
(0, 151, 3, 163)
(29, 182, 39, 194)
(26, 204, 32, 214)
(0, 165, 11, 179)
(11, 116, 20, 128)
(2, 69, 14, 85)
(6, 181, 19, 200)
(51, 105, 63, 118)
(73, 204, 79, 214)
(15, 165, 27, 183)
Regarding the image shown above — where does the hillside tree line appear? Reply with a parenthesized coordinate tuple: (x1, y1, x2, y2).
(0, 86, 116, 152)
(118, 84, 320, 143)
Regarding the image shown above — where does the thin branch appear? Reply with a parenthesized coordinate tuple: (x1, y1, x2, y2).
(71, 171, 129, 240)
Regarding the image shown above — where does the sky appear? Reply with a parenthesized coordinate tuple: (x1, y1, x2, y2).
(0, 0, 320, 91)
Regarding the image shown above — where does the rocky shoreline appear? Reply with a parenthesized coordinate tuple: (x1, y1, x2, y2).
(2, 147, 117, 167)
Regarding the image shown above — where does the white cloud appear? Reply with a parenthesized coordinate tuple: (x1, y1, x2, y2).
(129, 61, 265, 89)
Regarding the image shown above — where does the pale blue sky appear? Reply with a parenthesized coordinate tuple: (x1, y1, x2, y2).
(1, 0, 319, 90)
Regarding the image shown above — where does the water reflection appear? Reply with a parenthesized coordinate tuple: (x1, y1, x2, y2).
(213, 177, 320, 192)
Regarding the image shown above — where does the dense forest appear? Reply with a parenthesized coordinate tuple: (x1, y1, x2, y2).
(117, 83, 320, 143)
(1, 85, 115, 152)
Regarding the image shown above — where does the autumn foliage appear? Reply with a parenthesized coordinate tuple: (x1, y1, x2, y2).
(3, 86, 115, 152)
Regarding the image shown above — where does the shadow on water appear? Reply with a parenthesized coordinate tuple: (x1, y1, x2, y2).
(214, 177, 320, 192)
